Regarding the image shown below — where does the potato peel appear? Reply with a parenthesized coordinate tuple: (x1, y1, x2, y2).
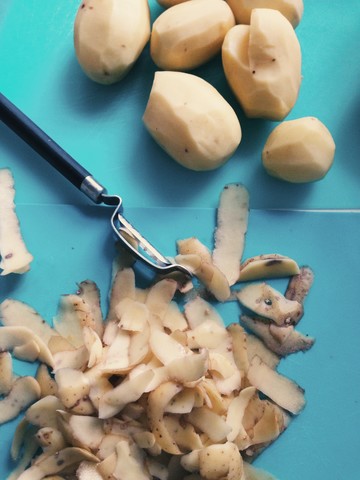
(2, 183, 316, 480)
(0, 168, 33, 275)
(239, 253, 300, 282)
(213, 183, 249, 286)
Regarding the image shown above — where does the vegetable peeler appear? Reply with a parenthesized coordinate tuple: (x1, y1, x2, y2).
(0, 93, 191, 279)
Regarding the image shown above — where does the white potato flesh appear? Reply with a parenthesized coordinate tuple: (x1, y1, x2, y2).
(175, 253, 231, 302)
(16, 447, 98, 480)
(241, 314, 315, 356)
(35, 427, 66, 454)
(113, 440, 150, 480)
(186, 407, 231, 443)
(145, 278, 178, 320)
(0, 168, 33, 275)
(0, 326, 54, 367)
(54, 368, 91, 410)
(147, 381, 183, 454)
(74, 0, 150, 84)
(77, 280, 104, 338)
(143, 71, 241, 171)
(99, 369, 155, 419)
(222, 9, 301, 120)
(0, 351, 13, 395)
(150, 329, 189, 365)
(0, 299, 58, 344)
(25, 395, 64, 429)
(116, 298, 149, 332)
(185, 296, 225, 329)
(53, 294, 96, 348)
(239, 254, 300, 282)
(13, 340, 40, 362)
(151, 0, 235, 71)
(213, 183, 249, 286)
(245, 333, 280, 369)
(77, 461, 103, 480)
(57, 412, 104, 451)
(237, 282, 302, 326)
(226, 0, 304, 28)
(226, 386, 256, 444)
(262, 116, 336, 183)
(7, 434, 40, 480)
(82, 326, 103, 368)
(35, 364, 58, 398)
(162, 301, 188, 332)
(198, 442, 244, 480)
(52, 345, 89, 372)
(247, 355, 305, 414)
(0, 377, 40, 424)
(106, 268, 136, 325)
(3, 246, 314, 478)
(226, 323, 249, 374)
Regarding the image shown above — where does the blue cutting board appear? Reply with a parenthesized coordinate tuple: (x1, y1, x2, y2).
(1, 0, 360, 478)
(0, 0, 359, 209)
(0, 206, 360, 479)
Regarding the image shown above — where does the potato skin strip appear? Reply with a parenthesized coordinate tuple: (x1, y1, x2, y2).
(237, 282, 302, 326)
(247, 355, 306, 415)
(0, 377, 40, 424)
(0, 325, 54, 367)
(0, 351, 13, 395)
(148, 381, 183, 455)
(0, 168, 33, 275)
(239, 254, 300, 282)
(1, 174, 316, 480)
(285, 265, 314, 308)
(241, 314, 315, 357)
(213, 183, 249, 286)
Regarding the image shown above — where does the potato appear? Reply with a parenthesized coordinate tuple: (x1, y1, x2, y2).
(143, 71, 241, 171)
(151, 0, 235, 71)
(262, 116, 336, 183)
(74, 0, 150, 84)
(226, 0, 304, 28)
(222, 8, 301, 120)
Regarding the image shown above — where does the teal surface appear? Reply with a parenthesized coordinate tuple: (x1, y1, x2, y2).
(0, 1, 360, 479)
(0, 0, 359, 208)
(0, 206, 360, 479)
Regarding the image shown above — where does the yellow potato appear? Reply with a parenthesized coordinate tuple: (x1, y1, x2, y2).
(74, 0, 150, 84)
(262, 117, 336, 183)
(226, 0, 304, 28)
(151, 0, 235, 71)
(222, 8, 301, 120)
(143, 71, 241, 171)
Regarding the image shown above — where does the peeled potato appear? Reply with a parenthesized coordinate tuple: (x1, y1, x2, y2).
(226, 0, 304, 28)
(143, 71, 241, 171)
(222, 8, 301, 120)
(151, 0, 235, 71)
(74, 0, 150, 84)
(262, 117, 336, 183)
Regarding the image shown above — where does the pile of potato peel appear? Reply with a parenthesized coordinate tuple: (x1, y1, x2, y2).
(0, 184, 315, 480)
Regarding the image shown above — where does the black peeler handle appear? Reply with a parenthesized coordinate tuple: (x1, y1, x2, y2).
(0, 92, 106, 203)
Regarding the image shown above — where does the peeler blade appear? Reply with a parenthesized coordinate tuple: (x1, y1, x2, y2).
(102, 194, 192, 278)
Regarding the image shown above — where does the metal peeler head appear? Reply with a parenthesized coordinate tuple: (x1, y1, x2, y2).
(101, 194, 192, 281)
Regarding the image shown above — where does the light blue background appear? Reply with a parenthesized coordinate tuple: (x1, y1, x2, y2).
(0, 0, 359, 209)
(1, 207, 360, 479)
(0, 1, 360, 479)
